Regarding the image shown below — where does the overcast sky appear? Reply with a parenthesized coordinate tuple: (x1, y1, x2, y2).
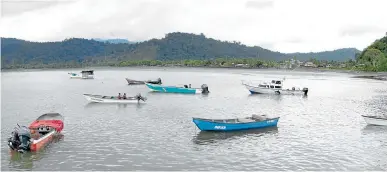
(1, 0, 386, 53)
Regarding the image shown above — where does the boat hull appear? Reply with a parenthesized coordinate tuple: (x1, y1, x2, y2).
(244, 84, 307, 95)
(126, 78, 162, 85)
(126, 78, 146, 85)
(8, 113, 64, 153)
(69, 73, 94, 79)
(83, 94, 145, 104)
(145, 83, 201, 94)
(192, 117, 279, 131)
(362, 115, 387, 126)
(30, 130, 57, 152)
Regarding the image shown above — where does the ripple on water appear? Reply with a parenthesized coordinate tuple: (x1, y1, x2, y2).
(2, 69, 387, 171)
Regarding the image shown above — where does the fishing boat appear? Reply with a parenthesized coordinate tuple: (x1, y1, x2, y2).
(68, 70, 94, 79)
(126, 78, 162, 85)
(242, 79, 308, 95)
(83, 93, 147, 103)
(192, 114, 279, 131)
(145, 83, 209, 94)
(362, 115, 387, 126)
(7, 113, 64, 153)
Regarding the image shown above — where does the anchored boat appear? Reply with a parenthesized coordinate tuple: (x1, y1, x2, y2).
(126, 78, 162, 85)
(68, 70, 94, 79)
(362, 115, 387, 126)
(145, 83, 209, 94)
(7, 113, 64, 153)
(192, 114, 279, 131)
(83, 93, 147, 103)
(242, 79, 308, 95)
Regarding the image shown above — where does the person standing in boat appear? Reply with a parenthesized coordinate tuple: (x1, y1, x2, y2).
(123, 93, 127, 99)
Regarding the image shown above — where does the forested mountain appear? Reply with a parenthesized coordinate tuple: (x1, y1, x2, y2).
(356, 35, 387, 71)
(288, 48, 360, 62)
(1, 32, 360, 68)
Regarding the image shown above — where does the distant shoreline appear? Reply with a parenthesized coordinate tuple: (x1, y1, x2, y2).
(3, 65, 386, 78)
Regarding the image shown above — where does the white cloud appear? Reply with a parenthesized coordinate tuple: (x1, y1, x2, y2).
(1, 0, 386, 53)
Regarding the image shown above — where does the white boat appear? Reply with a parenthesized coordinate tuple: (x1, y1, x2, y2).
(68, 70, 94, 79)
(242, 79, 308, 96)
(362, 115, 387, 126)
(83, 93, 147, 104)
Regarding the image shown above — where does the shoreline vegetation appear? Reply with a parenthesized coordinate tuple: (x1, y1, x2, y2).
(1, 58, 386, 80)
(1, 57, 359, 71)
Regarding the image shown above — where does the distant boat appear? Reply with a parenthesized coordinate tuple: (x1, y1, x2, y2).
(125, 78, 162, 85)
(362, 115, 387, 126)
(68, 70, 94, 79)
(7, 113, 64, 153)
(192, 114, 279, 131)
(83, 93, 147, 104)
(242, 79, 308, 95)
(145, 83, 209, 94)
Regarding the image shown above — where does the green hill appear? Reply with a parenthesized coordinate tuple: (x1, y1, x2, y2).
(356, 35, 387, 71)
(1, 32, 360, 69)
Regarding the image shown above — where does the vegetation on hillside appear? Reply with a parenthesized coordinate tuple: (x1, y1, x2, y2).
(1, 32, 359, 69)
(355, 36, 387, 71)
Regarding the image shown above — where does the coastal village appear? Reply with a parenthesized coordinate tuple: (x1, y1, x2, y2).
(233, 58, 352, 70)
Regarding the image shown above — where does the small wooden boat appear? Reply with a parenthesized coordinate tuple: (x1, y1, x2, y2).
(126, 78, 162, 85)
(83, 93, 147, 103)
(242, 79, 308, 95)
(362, 115, 387, 126)
(145, 83, 209, 94)
(192, 114, 279, 131)
(68, 70, 94, 79)
(7, 113, 64, 153)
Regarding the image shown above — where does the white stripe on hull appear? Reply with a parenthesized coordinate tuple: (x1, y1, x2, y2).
(84, 95, 143, 104)
(32, 130, 56, 144)
(363, 116, 387, 126)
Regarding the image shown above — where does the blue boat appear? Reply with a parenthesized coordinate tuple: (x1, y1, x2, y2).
(192, 115, 279, 131)
(145, 83, 209, 94)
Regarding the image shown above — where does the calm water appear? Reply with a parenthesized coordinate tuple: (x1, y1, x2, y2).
(1, 67, 387, 171)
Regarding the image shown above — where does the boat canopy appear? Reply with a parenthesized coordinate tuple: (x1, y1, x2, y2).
(36, 113, 64, 121)
(81, 70, 94, 74)
(271, 80, 282, 84)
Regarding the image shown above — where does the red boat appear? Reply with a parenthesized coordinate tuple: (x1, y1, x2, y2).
(7, 113, 64, 153)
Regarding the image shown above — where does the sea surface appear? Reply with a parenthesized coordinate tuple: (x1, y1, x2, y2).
(1, 67, 387, 171)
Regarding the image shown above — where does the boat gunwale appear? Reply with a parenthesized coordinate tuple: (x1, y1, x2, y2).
(83, 94, 141, 101)
(193, 117, 280, 124)
(145, 83, 201, 90)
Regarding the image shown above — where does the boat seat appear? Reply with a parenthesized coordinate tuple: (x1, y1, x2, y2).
(237, 118, 255, 123)
(252, 114, 267, 121)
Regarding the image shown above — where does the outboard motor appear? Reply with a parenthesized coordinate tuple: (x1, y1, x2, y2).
(17, 126, 31, 153)
(7, 126, 31, 153)
(201, 84, 209, 94)
(157, 78, 162, 84)
(302, 87, 309, 96)
(8, 130, 21, 150)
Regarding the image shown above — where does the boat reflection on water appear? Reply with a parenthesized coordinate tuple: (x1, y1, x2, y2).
(192, 127, 278, 145)
(8, 134, 64, 170)
(84, 102, 145, 109)
(361, 125, 387, 135)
